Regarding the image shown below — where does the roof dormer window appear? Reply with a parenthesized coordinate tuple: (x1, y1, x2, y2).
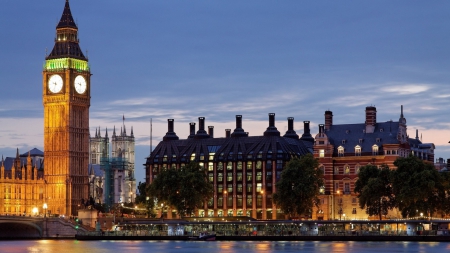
(338, 146, 344, 157)
(359, 139, 363, 144)
(355, 145, 361, 156)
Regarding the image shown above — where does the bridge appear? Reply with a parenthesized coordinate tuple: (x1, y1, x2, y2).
(0, 216, 88, 238)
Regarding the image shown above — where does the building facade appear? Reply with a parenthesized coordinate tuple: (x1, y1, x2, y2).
(88, 123, 136, 208)
(43, 0, 91, 216)
(145, 114, 314, 220)
(0, 149, 45, 215)
(313, 106, 435, 220)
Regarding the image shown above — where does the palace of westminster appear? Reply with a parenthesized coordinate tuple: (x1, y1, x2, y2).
(0, 1, 447, 220)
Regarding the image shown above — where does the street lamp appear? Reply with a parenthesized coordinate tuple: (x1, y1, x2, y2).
(43, 203, 48, 218)
(32, 207, 38, 217)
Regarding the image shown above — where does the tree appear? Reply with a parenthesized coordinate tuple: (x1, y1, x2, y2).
(135, 181, 155, 218)
(147, 162, 214, 217)
(354, 164, 394, 220)
(391, 155, 446, 218)
(273, 154, 324, 217)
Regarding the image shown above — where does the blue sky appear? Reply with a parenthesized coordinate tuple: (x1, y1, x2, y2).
(0, 1, 449, 182)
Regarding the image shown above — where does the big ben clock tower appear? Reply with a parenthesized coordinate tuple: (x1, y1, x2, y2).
(43, 0, 90, 216)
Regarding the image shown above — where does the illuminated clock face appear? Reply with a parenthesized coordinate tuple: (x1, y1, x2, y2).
(74, 75, 87, 94)
(48, 74, 63, 93)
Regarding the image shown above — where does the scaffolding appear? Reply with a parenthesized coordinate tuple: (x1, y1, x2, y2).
(100, 157, 129, 211)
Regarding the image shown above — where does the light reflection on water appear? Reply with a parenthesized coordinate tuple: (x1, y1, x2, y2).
(0, 240, 448, 253)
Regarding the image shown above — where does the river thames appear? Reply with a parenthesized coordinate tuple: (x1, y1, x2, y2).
(0, 240, 449, 253)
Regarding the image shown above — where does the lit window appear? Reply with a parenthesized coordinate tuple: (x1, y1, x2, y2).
(355, 145, 361, 156)
(344, 165, 350, 174)
(190, 153, 196, 161)
(338, 146, 344, 157)
(355, 165, 360, 174)
(319, 149, 325, 157)
(372, 145, 379, 155)
(208, 162, 214, 171)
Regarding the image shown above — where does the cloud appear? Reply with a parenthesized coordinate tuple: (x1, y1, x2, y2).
(380, 84, 430, 95)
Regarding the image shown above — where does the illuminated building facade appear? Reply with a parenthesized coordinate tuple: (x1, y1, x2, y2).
(0, 149, 45, 215)
(42, 0, 90, 215)
(145, 114, 314, 220)
(313, 106, 435, 220)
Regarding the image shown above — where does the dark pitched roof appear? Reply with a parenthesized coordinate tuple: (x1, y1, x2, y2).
(57, 0, 77, 29)
(325, 121, 400, 154)
(147, 134, 311, 165)
(19, 148, 44, 157)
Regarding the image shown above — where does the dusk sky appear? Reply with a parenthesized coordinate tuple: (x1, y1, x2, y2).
(0, 1, 449, 183)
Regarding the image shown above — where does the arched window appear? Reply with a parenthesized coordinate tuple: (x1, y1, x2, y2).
(372, 145, 379, 155)
(344, 165, 350, 174)
(338, 146, 344, 157)
(355, 164, 361, 174)
(318, 165, 325, 175)
(355, 145, 361, 156)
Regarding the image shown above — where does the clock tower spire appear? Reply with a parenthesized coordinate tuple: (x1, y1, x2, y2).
(43, 0, 91, 216)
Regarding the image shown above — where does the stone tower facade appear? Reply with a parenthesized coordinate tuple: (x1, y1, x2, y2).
(43, 0, 90, 216)
(111, 123, 136, 203)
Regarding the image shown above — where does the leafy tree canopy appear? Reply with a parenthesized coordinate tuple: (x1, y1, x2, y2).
(392, 155, 447, 218)
(273, 154, 324, 217)
(354, 164, 394, 219)
(146, 162, 214, 217)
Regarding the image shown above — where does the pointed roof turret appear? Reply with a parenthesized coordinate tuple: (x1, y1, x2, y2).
(131, 126, 134, 137)
(46, 0, 87, 60)
(113, 126, 116, 137)
(98, 126, 102, 137)
(57, 0, 77, 29)
(16, 148, 19, 159)
(95, 127, 98, 138)
(105, 127, 109, 138)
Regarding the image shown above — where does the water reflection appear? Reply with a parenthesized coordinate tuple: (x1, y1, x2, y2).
(0, 240, 449, 253)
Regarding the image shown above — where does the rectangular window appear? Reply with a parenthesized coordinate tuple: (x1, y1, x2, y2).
(218, 184, 223, 193)
(266, 183, 272, 192)
(227, 162, 232, 170)
(257, 195, 262, 207)
(247, 172, 252, 181)
(208, 173, 214, 182)
(227, 184, 233, 193)
(118, 176, 122, 192)
(247, 195, 253, 206)
(237, 195, 243, 207)
(217, 163, 223, 171)
(256, 161, 262, 169)
(237, 172, 243, 181)
(256, 183, 262, 192)
(217, 173, 223, 182)
(352, 208, 357, 214)
(208, 162, 214, 171)
(237, 184, 243, 193)
(227, 196, 233, 207)
(266, 160, 272, 170)
(276, 171, 281, 180)
(344, 183, 350, 194)
(227, 173, 233, 182)
(256, 172, 262, 181)
(247, 162, 252, 170)
(247, 184, 253, 193)
(218, 197, 223, 207)
(237, 162, 243, 170)
(276, 160, 283, 170)
(319, 149, 325, 157)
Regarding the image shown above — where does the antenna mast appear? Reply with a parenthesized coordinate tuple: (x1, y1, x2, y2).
(150, 118, 153, 154)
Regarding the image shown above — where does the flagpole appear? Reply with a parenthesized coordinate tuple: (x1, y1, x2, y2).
(150, 118, 153, 154)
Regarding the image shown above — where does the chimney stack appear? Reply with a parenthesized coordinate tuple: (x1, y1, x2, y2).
(365, 106, 377, 133)
(264, 113, 280, 137)
(208, 126, 214, 138)
(225, 129, 231, 138)
(163, 119, 179, 141)
(319, 124, 325, 134)
(300, 120, 314, 143)
(188, 122, 196, 139)
(324, 110, 333, 130)
(231, 115, 248, 137)
(283, 117, 299, 139)
(195, 117, 209, 139)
